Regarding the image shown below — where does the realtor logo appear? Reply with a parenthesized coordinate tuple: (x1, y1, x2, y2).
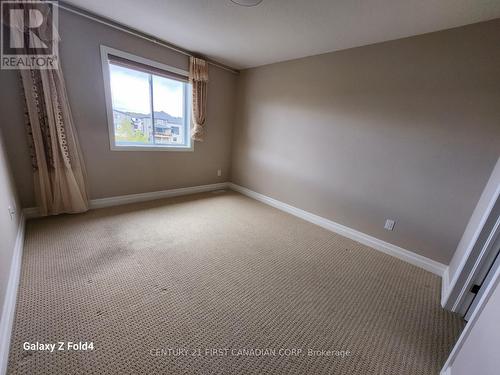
(1, 1, 59, 69)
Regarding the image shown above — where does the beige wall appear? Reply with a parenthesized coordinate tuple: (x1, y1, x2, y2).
(231, 20, 500, 264)
(0, 9, 237, 207)
(1, 11, 499, 266)
(0, 128, 21, 322)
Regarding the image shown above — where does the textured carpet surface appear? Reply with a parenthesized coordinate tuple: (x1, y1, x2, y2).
(8, 191, 464, 374)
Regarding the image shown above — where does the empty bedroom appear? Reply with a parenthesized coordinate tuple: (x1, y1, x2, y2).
(0, 1, 499, 374)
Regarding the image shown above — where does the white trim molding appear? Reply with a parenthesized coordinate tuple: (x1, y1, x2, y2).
(22, 180, 446, 275)
(0, 213, 25, 375)
(228, 183, 447, 277)
(23, 182, 230, 218)
(90, 182, 228, 209)
(441, 267, 450, 306)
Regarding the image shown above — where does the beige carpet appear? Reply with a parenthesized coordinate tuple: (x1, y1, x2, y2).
(8, 190, 464, 374)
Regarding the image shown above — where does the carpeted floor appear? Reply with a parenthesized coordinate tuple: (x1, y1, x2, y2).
(8, 190, 464, 375)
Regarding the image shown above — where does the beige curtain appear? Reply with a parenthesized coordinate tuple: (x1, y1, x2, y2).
(189, 57, 209, 142)
(11, 2, 89, 216)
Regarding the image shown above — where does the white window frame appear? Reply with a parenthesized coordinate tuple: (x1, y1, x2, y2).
(100, 45, 193, 151)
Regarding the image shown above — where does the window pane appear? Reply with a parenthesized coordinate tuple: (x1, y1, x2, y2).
(109, 63, 152, 146)
(152, 75, 186, 145)
(108, 58, 190, 149)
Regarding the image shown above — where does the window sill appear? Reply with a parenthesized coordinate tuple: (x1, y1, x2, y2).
(110, 144, 194, 152)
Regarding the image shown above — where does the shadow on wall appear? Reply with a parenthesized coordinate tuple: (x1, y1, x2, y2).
(231, 20, 500, 264)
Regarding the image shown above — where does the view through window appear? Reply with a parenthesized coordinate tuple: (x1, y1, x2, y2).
(108, 59, 190, 148)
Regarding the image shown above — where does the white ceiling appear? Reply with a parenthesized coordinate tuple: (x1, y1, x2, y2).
(63, 0, 500, 70)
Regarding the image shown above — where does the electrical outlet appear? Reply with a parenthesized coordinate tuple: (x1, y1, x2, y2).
(8, 205, 16, 220)
(384, 219, 395, 231)
(217, 169, 222, 177)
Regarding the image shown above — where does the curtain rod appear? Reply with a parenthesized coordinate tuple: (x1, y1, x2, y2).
(56, 1, 239, 74)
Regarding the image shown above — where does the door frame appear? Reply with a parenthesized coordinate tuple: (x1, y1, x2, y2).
(440, 252, 500, 374)
(444, 199, 500, 314)
(441, 157, 500, 313)
(464, 239, 500, 321)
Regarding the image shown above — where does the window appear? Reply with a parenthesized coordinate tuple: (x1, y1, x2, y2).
(101, 46, 192, 151)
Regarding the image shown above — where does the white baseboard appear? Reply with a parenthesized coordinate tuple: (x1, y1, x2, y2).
(0, 213, 25, 375)
(89, 182, 229, 209)
(23, 182, 230, 218)
(228, 183, 447, 277)
(7, 181, 452, 375)
(21, 180, 446, 277)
